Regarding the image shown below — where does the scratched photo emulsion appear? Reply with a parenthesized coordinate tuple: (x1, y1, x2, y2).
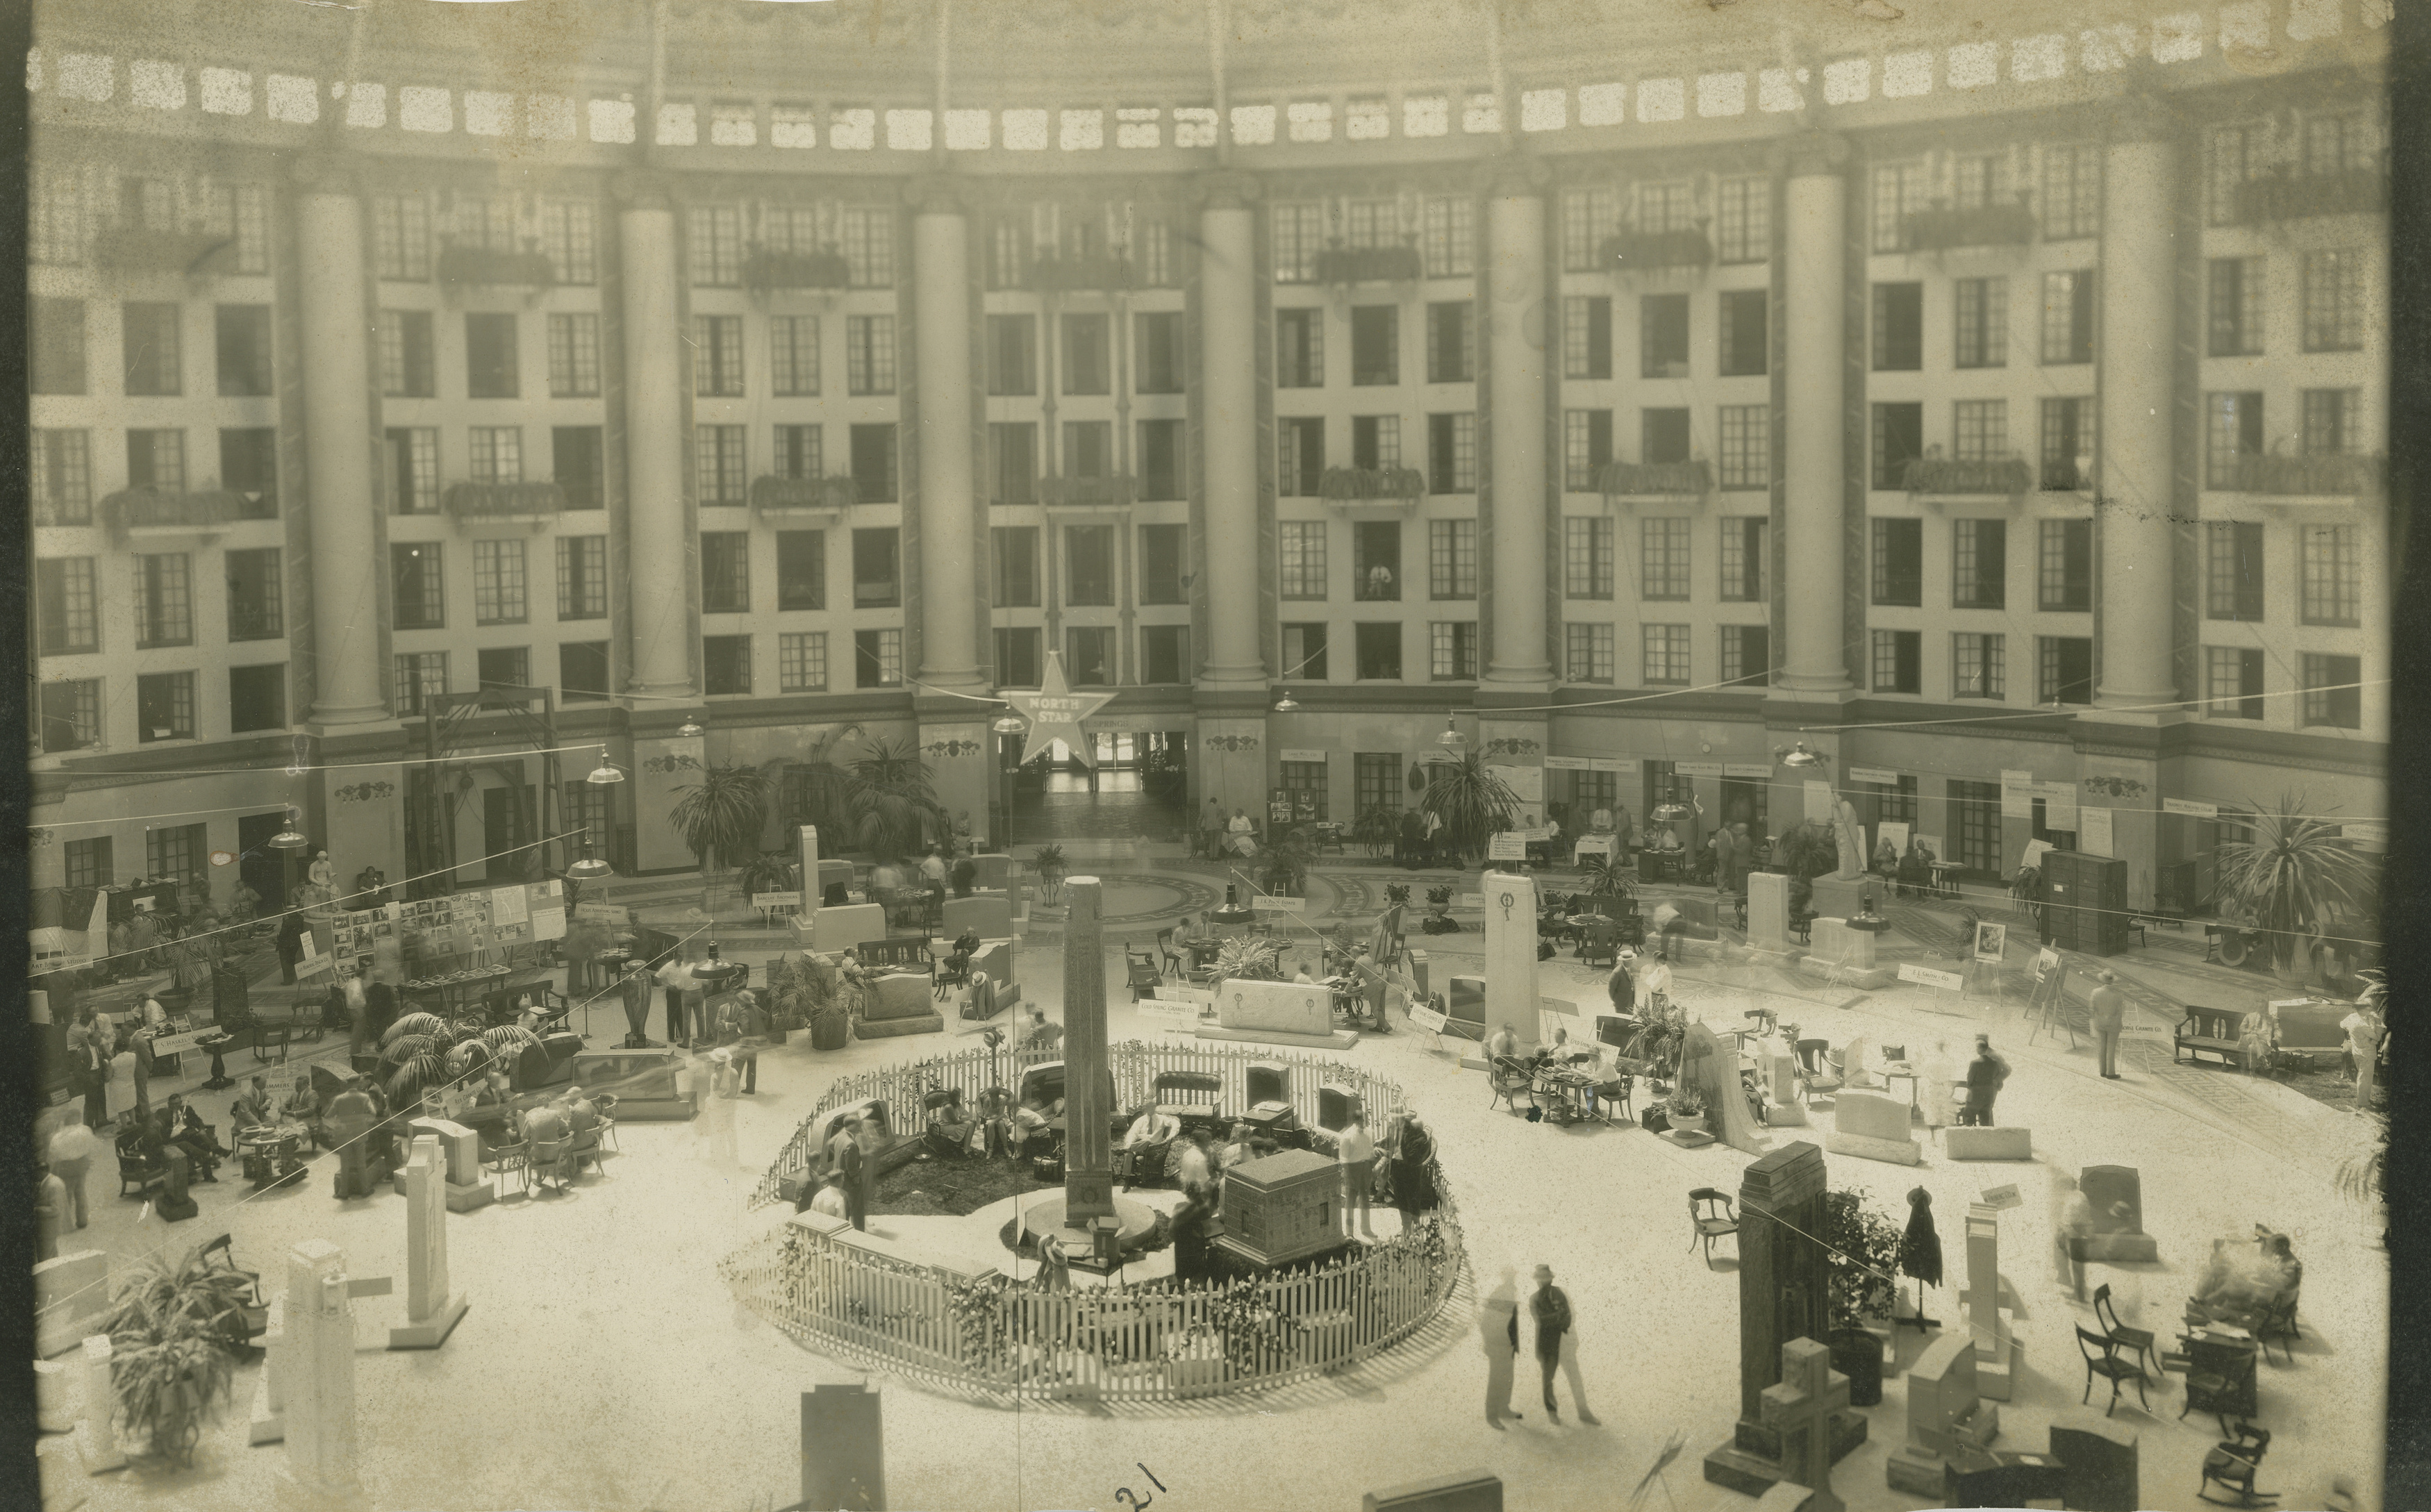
(17, 0, 2398, 1509)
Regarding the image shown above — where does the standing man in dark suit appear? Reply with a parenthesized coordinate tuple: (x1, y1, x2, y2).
(839, 1118, 874, 1231)
(1531, 1264, 1599, 1424)
(1961, 1035, 2009, 1126)
(2089, 971, 2128, 1079)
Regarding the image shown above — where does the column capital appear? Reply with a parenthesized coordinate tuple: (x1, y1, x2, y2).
(1474, 153, 1552, 198)
(1770, 130, 1850, 178)
(1193, 169, 1263, 210)
(290, 153, 361, 197)
(611, 170, 679, 213)
(2104, 92, 2180, 145)
(904, 174, 969, 216)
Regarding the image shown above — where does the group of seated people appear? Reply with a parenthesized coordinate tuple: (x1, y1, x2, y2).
(1870, 838, 1940, 897)
(129, 1093, 235, 1194)
(229, 1072, 326, 1143)
(1487, 1022, 1633, 1119)
(2186, 1229, 2304, 1331)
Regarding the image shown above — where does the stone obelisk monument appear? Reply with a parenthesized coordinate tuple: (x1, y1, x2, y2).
(1062, 877, 1114, 1223)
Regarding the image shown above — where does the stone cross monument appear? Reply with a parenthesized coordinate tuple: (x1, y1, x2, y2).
(1480, 870, 1541, 1041)
(1062, 877, 1113, 1223)
(1760, 1338, 1852, 1512)
(1706, 1142, 1868, 1495)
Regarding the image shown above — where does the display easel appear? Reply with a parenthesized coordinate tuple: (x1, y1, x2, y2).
(2026, 952, 2077, 1048)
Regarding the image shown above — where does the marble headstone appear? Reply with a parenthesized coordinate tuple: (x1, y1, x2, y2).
(1759, 1039, 1808, 1127)
(1886, 1332, 1997, 1495)
(1684, 1020, 1768, 1154)
(1809, 918, 1877, 970)
(2050, 1418, 2140, 1512)
(1479, 872, 1541, 1038)
(1825, 1092, 1919, 1166)
(2079, 1165, 2159, 1263)
(282, 1240, 360, 1497)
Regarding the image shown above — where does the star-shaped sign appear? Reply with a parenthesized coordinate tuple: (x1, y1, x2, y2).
(1003, 651, 1116, 768)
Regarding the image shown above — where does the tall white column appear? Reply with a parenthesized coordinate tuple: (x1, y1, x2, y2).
(1483, 163, 1552, 690)
(1197, 173, 1265, 690)
(293, 158, 386, 726)
(616, 174, 694, 701)
(2095, 114, 2179, 708)
(911, 179, 984, 694)
(1777, 135, 1852, 695)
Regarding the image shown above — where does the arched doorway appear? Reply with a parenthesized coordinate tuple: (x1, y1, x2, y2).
(1004, 731, 1190, 845)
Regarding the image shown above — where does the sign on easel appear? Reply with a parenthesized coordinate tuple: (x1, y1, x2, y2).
(1973, 922, 2008, 965)
(1900, 962, 1965, 992)
(2027, 951, 2077, 1047)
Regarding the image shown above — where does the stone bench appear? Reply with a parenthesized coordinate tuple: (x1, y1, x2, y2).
(1942, 1126, 2032, 1161)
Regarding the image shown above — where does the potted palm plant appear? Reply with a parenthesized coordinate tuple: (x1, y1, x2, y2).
(668, 764, 772, 910)
(1420, 883, 1460, 934)
(100, 1243, 249, 1465)
(1418, 754, 1521, 867)
(378, 1013, 542, 1111)
(845, 737, 950, 861)
(1029, 845, 1070, 907)
(1661, 1083, 1708, 1135)
(2216, 793, 2373, 984)
(789, 952, 852, 1051)
(1353, 804, 1402, 858)
(1822, 1188, 1902, 1406)
(1212, 933, 1286, 985)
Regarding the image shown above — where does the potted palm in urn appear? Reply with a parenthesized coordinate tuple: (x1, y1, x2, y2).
(1028, 844, 1070, 907)
(1661, 1083, 1708, 1135)
(100, 1243, 251, 1465)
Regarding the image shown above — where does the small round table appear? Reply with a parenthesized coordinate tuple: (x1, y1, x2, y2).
(197, 1033, 237, 1090)
(238, 1122, 311, 1186)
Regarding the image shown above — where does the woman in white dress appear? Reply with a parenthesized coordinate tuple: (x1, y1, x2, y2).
(1918, 1039, 1959, 1129)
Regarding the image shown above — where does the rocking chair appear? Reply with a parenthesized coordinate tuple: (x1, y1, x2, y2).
(2198, 1424, 2277, 1509)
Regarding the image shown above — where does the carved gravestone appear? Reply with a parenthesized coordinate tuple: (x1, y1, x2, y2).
(1810, 918, 1878, 970)
(1825, 1091, 1920, 1166)
(1705, 1143, 1867, 1495)
(1759, 1338, 1850, 1512)
(388, 1136, 468, 1349)
(2078, 1165, 2157, 1262)
(1683, 1021, 1768, 1154)
(1886, 1333, 1998, 1495)
(1959, 1203, 2018, 1400)
(1479, 872, 1541, 1038)
(2050, 1417, 2140, 1512)
(1760, 1039, 1808, 1127)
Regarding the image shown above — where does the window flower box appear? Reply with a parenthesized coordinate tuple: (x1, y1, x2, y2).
(1898, 197, 2037, 253)
(1314, 240, 1422, 285)
(743, 245, 854, 294)
(1597, 229, 1714, 273)
(1038, 474, 1139, 510)
(2234, 167, 2387, 224)
(750, 474, 861, 522)
(88, 226, 237, 277)
(436, 242, 556, 290)
(1596, 459, 1712, 508)
(1023, 252, 1136, 294)
(443, 481, 565, 534)
(1320, 466, 1426, 520)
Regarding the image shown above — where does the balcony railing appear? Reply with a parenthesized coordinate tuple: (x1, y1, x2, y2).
(743, 245, 854, 294)
(1595, 459, 1711, 499)
(2233, 167, 2387, 224)
(2234, 452, 2386, 498)
(436, 242, 555, 290)
(442, 482, 565, 524)
(1315, 240, 1423, 285)
(1901, 456, 2034, 496)
(1320, 466, 1427, 506)
(2039, 460, 2089, 492)
(750, 474, 861, 515)
(88, 226, 238, 277)
(1038, 474, 1139, 508)
(1898, 197, 2037, 253)
(100, 488, 240, 533)
(1598, 229, 1714, 273)
(1023, 252, 1137, 294)
(1352, 574, 1401, 602)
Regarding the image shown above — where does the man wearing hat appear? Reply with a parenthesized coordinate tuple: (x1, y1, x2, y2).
(2088, 970, 2128, 1079)
(1607, 950, 1636, 1015)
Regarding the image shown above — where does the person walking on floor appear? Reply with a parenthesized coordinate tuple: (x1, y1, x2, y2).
(2089, 970, 2128, 1079)
(47, 1120, 94, 1233)
(1961, 1035, 2009, 1126)
(2342, 992, 2385, 1111)
(67, 1010, 108, 1131)
(654, 951, 692, 1047)
(1336, 1114, 1376, 1238)
(1200, 799, 1227, 862)
(1530, 1265, 1600, 1424)
(1481, 1269, 1525, 1429)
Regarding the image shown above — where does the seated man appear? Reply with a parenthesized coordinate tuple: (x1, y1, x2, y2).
(947, 928, 981, 967)
(230, 1074, 276, 1136)
(977, 1086, 1016, 1159)
(324, 1077, 392, 1197)
(1008, 1101, 1053, 1158)
(281, 1072, 323, 1138)
(927, 1097, 975, 1158)
(1020, 1007, 1063, 1052)
(1116, 1107, 1181, 1188)
(523, 1099, 574, 1186)
(135, 1108, 197, 1199)
(1484, 1022, 1521, 1063)
(164, 1095, 231, 1165)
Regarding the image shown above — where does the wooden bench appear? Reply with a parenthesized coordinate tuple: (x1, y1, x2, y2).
(2173, 1006, 2251, 1070)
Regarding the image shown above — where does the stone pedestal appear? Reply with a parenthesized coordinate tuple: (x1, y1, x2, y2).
(74, 1335, 123, 1473)
(1759, 1039, 1807, 1126)
(1961, 1204, 2019, 1401)
(407, 1116, 492, 1211)
(1061, 879, 1113, 1224)
(1808, 919, 1876, 970)
(1807, 873, 1869, 922)
(389, 1136, 468, 1350)
(280, 1240, 359, 1499)
(1748, 872, 1793, 952)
